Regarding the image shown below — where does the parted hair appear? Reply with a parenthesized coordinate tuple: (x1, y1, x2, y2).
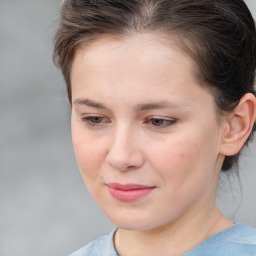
(53, 0, 256, 171)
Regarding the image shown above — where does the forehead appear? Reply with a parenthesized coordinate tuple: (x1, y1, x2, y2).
(71, 33, 197, 84)
(70, 34, 217, 117)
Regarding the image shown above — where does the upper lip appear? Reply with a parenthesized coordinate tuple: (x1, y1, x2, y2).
(107, 183, 156, 191)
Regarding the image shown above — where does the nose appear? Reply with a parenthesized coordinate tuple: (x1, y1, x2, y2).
(106, 126, 144, 171)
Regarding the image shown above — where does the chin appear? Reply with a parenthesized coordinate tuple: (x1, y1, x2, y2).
(113, 220, 155, 231)
(105, 209, 167, 231)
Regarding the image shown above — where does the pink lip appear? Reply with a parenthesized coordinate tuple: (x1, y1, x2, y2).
(107, 183, 156, 202)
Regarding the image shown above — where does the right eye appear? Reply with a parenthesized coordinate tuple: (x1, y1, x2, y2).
(81, 115, 110, 127)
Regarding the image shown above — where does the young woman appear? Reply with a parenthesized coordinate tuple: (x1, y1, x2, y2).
(53, 0, 256, 255)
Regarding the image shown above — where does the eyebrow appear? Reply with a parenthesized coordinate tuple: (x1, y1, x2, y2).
(134, 101, 187, 111)
(73, 98, 108, 109)
(73, 98, 188, 111)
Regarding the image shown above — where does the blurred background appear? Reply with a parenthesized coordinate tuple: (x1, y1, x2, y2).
(0, 0, 255, 255)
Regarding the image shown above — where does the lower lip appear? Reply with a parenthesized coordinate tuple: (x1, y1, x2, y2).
(108, 186, 155, 202)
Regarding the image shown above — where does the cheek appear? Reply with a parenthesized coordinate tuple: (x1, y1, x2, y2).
(147, 130, 218, 185)
(148, 138, 197, 175)
(71, 124, 107, 183)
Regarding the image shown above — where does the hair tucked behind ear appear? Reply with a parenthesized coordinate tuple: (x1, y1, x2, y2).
(53, 0, 256, 171)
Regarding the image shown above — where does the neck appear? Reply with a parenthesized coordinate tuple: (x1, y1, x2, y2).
(114, 204, 233, 256)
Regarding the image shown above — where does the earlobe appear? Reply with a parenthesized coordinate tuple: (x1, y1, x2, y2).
(219, 93, 256, 156)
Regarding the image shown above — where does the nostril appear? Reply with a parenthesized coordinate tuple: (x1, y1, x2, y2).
(106, 152, 144, 171)
(125, 165, 139, 171)
(107, 159, 133, 171)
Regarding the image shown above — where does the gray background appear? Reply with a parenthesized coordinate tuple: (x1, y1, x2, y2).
(0, 1, 255, 255)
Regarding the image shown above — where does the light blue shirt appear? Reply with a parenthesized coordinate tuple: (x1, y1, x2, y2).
(69, 223, 256, 256)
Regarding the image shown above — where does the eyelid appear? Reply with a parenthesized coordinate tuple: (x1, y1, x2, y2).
(144, 116, 177, 128)
(80, 114, 111, 127)
(79, 114, 177, 129)
(145, 115, 177, 121)
(81, 113, 106, 118)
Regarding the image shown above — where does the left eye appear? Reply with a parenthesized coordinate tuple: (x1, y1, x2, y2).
(146, 117, 176, 128)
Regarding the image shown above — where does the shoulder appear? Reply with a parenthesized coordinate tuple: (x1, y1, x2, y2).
(225, 223, 256, 246)
(220, 223, 256, 255)
(185, 223, 256, 256)
(68, 229, 118, 256)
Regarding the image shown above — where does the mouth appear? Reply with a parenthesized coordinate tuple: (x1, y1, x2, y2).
(107, 183, 156, 202)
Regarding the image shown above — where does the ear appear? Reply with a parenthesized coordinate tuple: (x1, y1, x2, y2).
(219, 93, 256, 156)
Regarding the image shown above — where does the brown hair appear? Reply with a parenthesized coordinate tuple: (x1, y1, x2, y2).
(53, 0, 256, 171)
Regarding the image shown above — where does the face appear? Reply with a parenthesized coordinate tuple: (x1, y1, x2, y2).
(70, 34, 225, 231)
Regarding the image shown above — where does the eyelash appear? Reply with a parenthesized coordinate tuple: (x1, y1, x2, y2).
(80, 115, 177, 129)
(81, 115, 109, 127)
(145, 117, 177, 128)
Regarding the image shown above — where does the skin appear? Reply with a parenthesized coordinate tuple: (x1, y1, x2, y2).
(70, 33, 247, 255)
